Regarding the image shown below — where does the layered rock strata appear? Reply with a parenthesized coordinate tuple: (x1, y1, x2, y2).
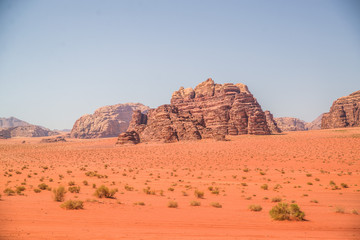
(264, 110, 281, 133)
(117, 78, 270, 144)
(321, 90, 360, 129)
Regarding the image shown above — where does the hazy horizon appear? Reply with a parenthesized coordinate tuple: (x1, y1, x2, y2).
(1, 0, 359, 130)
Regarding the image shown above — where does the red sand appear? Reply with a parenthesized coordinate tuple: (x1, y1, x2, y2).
(1, 128, 360, 239)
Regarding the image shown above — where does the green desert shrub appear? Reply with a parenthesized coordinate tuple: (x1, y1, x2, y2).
(94, 185, 117, 198)
(249, 204, 262, 211)
(271, 197, 282, 202)
(269, 202, 305, 221)
(38, 183, 49, 190)
(61, 200, 84, 210)
(53, 186, 66, 202)
(34, 189, 41, 193)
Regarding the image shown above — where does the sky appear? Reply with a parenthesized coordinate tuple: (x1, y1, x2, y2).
(0, 0, 359, 130)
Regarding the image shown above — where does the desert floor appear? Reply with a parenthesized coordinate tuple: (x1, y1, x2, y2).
(1, 128, 360, 239)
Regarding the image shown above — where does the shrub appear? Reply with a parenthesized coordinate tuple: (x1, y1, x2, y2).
(210, 202, 222, 208)
(16, 186, 26, 195)
(68, 186, 80, 193)
(68, 181, 75, 186)
(269, 202, 305, 221)
(194, 190, 204, 199)
(53, 186, 66, 202)
(335, 206, 345, 213)
(83, 180, 88, 186)
(34, 189, 41, 193)
(190, 200, 201, 206)
(134, 202, 145, 206)
(38, 183, 49, 190)
(124, 184, 134, 191)
(249, 205, 262, 211)
(168, 201, 178, 208)
(3, 188, 15, 196)
(351, 209, 358, 215)
(94, 185, 117, 198)
(260, 184, 268, 190)
(61, 200, 84, 210)
(271, 197, 282, 202)
(340, 183, 348, 188)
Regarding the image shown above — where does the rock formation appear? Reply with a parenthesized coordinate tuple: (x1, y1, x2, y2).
(274, 117, 307, 132)
(117, 78, 271, 144)
(264, 110, 281, 133)
(322, 90, 360, 129)
(305, 114, 323, 130)
(0, 125, 59, 138)
(70, 103, 149, 139)
(0, 117, 30, 129)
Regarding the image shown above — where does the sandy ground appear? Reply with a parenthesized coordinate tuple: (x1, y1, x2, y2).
(0, 128, 359, 239)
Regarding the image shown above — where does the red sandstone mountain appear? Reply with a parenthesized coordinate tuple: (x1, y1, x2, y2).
(70, 103, 149, 139)
(117, 78, 271, 144)
(322, 90, 360, 129)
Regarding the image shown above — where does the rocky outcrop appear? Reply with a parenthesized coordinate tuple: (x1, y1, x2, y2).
(70, 103, 149, 139)
(116, 131, 140, 145)
(118, 78, 270, 144)
(0, 117, 30, 129)
(0, 125, 59, 138)
(274, 117, 307, 132)
(264, 110, 281, 133)
(305, 114, 323, 130)
(322, 90, 360, 129)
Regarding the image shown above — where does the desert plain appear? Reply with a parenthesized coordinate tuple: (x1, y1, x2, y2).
(0, 128, 359, 240)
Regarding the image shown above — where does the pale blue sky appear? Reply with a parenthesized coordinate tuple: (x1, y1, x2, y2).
(0, 0, 359, 129)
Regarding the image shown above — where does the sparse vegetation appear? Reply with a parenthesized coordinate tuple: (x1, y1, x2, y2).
(271, 197, 282, 202)
(3, 188, 15, 196)
(190, 200, 201, 206)
(68, 186, 81, 193)
(53, 186, 66, 202)
(194, 190, 204, 199)
(61, 200, 84, 210)
(94, 185, 117, 198)
(249, 204, 262, 211)
(38, 183, 49, 190)
(210, 202, 222, 208)
(269, 203, 305, 221)
(260, 184, 268, 190)
(168, 201, 178, 208)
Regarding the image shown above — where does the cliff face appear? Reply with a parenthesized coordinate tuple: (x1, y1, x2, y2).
(322, 90, 360, 129)
(264, 111, 281, 133)
(118, 78, 270, 144)
(70, 103, 149, 139)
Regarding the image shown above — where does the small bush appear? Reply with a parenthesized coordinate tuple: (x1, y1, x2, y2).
(194, 190, 204, 199)
(269, 202, 305, 221)
(340, 183, 348, 188)
(61, 200, 84, 210)
(68, 186, 81, 193)
(16, 186, 26, 195)
(249, 204, 262, 211)
(3, 188, 15, 196)
(351, 209, 358, 215)
(34, 189, 41, 193)
(83, 180, 88, 186)
(94, 185, 117, 198)
(335, 206, 345, 213)
(38, 183, 49, 190)
(68, 181, 75, 186)
(210, 202, 222, 208)
(271, 197, 282, 202)
(53, 186, 66, 202)
(190, 200, 201, 206)
(260, 184, 268, 190)
(134, 202, 145, 206)
(168, 201, 178, 208)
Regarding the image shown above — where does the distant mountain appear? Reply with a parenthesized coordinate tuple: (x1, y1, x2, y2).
(305, 114, 323, 130)
(274, 114, 324, 132)
(0, 117, 59, 139)
(0, 117, 30, 129)
(70, 103, 150, 138)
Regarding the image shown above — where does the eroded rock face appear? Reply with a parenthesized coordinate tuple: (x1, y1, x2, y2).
(322, 90, 360, 129)
(0, 125, 59, 138)
(274, 117, 307, 132)
(305, 114, 323, 130)
(70, 103, 149, 139)
(119, 78, 270, 144)
(264, 111, 281, 133)
(116, 131, 140, 145)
